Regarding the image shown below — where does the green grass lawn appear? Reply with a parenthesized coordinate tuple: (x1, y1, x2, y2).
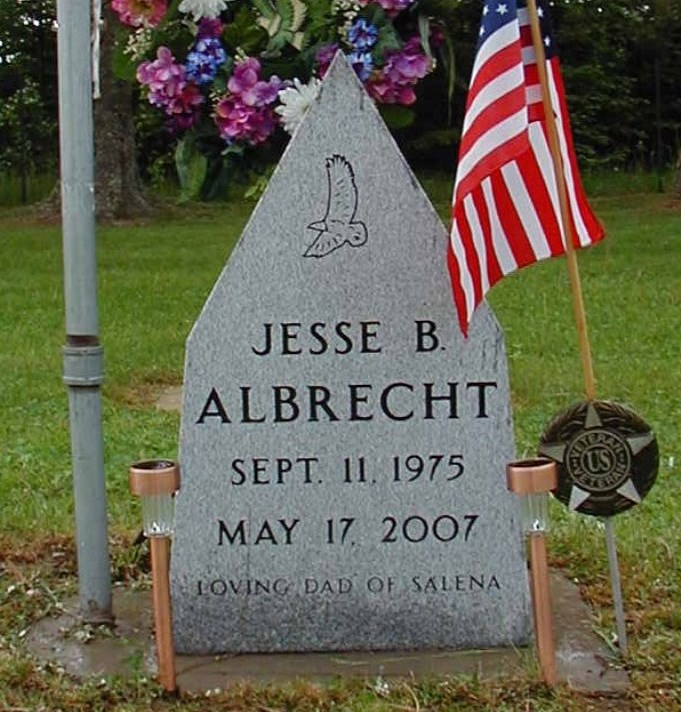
(0, 175, 679, 710)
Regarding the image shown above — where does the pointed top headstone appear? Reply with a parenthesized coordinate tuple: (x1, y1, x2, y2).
(171, 55, 530, 654)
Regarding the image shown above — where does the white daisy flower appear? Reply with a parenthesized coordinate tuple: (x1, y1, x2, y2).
(178, 0, 229, 21)
(275, 77, 322, 135)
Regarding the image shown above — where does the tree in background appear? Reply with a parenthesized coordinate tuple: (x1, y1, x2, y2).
(0, 0, 151, 218)
(637, 0, 681, 195)
(552, 0, 681, 177)
(551, 0, 646, 170)
(0, 0, 57, 201)
(94, 4, 153, 219)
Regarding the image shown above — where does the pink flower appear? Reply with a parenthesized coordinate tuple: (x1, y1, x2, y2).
(137, 47, 203, 129)
(112, 0, 167, 28)
(255, 78, 282, 106)
(227, 58, 262, 104)
(225, 58, 282, 106)
(214, 60, 282, 145)
(137, 47, 185, 103)
(358, 0, 414, 18)
(214, 95, 277, 145)
(167, 83, 203, 121)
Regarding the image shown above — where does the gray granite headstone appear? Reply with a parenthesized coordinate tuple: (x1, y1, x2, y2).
(171, 55, 531, 654)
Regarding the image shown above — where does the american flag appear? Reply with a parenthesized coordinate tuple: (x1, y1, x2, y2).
(447, 0, 604, 336)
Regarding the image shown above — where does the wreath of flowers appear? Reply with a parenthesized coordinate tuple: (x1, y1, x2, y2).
(113, 0, 449, 194)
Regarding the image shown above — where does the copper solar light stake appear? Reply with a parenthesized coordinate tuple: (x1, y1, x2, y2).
(129, 460, 180, 693)
(507, 457, 558, 687)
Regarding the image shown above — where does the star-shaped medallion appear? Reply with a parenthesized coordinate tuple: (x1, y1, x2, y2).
(539, 401, 659, 517)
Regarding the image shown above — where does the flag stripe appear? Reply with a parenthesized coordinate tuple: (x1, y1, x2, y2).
(500, 161, 551, 260)
(456, 124, 527, 200)
(447, 229, 469, 328)
(459, 196, 484, 306)
(462, 64, 525, 141)
(466, 43, 524, 122)
(460, 82, 526, 162)
(464, 194, 491, 295)
(481, 178, 518, 275)
(472, 186, 502, 288)
(547, 62, 604, 247)
(469, 21, 520, 87)
(490, 170, 536, 267)
(449, 217, 475, 319)
(528, 122, 566, 250)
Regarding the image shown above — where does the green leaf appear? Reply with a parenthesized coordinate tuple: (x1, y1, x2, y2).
(111, 42, 137, 83)
(290, 0, 307, 32)
(175, 136, 208, 203)
(277, 0, 293, 28)
(440, 31, 456, 127)
(256, 0, 308, 54)
(418, 14, 434, 62)
(251, 0, 276, 20)
(304, 2, 336, 42)
(224, 7, 268, 54)
(379, 104, 416, 130)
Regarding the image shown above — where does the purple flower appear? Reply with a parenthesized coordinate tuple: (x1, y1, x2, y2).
(315, 43, 339, 78)
(366, 36, 431, 105)
(197, 17, 223, 38)
(185, 37, 227, 85)
(347, 51, 374, 82)
(348, 19, 378, 51)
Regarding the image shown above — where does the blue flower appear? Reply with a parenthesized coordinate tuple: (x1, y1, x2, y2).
(185, 37, 227, 85)
(347, 51, 374, 82)
(348, 18, 379, 51)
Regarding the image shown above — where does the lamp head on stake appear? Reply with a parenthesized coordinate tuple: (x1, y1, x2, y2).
(538, 401, 659, 517)
(129, 460, 180, 537)
(506, 458, 558, 534)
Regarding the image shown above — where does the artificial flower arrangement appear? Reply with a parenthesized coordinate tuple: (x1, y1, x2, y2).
(113, 0, 452, 198)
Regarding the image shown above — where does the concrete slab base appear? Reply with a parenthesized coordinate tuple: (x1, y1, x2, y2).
(25, 572, 629, 695)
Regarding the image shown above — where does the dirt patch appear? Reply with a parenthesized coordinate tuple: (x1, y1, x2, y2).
(112, 380, 182, 410)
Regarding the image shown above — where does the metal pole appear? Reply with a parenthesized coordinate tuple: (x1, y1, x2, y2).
(604, 518, 628, 656)
(57, 0, 113, 623)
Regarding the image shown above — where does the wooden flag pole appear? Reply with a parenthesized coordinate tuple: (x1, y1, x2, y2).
(525, 0, 628, 658)
(525, 0, 595, 401)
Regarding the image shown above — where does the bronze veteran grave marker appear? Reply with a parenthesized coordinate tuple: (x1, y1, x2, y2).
(170, 56, 531, 654)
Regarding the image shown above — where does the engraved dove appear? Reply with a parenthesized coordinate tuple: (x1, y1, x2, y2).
(304, 154, 368, 258)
